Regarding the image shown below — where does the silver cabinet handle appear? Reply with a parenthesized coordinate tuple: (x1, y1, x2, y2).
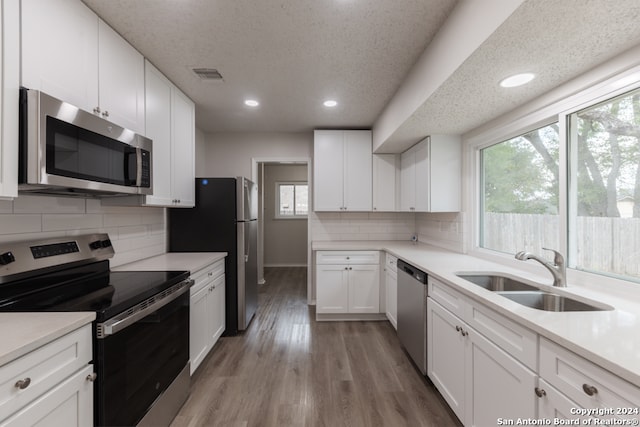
(455, 326, 461, 332)
(461, 329, 468, 337)
(535, 387, 546, 398)
(102, 110, 109, 117)
(582, 384, 598, 396)
(93, 106, 101, 114)
(15, 378, 31, 389)
(86, 373, 97, 382)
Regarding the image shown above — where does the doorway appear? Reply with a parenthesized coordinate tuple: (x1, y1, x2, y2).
(252, 158, 311, 299)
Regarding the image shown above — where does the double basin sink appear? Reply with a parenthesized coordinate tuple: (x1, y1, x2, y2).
(455, 274, 612, 312)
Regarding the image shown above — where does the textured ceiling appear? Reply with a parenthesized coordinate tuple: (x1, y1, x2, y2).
(81, 0, 640, 148)
(382, 0, 640, 152)
(81, 0, 458, 134)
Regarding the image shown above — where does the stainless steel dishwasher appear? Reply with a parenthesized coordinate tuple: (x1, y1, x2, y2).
(397, 259, 428, 374)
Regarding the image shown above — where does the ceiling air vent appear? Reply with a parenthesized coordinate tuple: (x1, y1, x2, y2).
(192, 68, 223, 81)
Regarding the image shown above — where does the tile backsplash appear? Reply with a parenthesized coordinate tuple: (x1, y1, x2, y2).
(416, 212, 466, 253)
(310, 211, 416, 242)
(0, 195, 165, 267)
(310, 210, 466, 252)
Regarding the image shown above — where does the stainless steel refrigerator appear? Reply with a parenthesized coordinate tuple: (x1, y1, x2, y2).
(169, 177, 258, 335)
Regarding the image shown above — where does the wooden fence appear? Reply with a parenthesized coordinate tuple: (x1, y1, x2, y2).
(483, 213, 640, 278)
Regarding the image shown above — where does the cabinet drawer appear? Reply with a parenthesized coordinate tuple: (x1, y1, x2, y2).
(385, 253, 397, 273)
(0, 325, 92, 421)
(316, 251, 379, 265)
(428, 277, 467, 319)
(191, 259, 225, 292)
(540, 337, 640, 413)
(465, 301, 537, 370)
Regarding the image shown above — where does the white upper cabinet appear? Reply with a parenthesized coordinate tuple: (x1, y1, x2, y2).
(21, 0, 145, 134)
(97, 20, 145, 134)
(142, 62, 173, 206)
(0, 0, 20, 199)
(170, 88, 196, 207)
(373, 154, 398, 211)
(400, 135, 461, 212)
(133, 61, 194, 208)
(313, 130, 372, 211)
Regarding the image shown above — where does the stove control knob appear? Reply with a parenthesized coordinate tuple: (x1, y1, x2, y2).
(101, 239, 112, 248)
(0, 251, 15, 266)
(89, 240, 102, 250)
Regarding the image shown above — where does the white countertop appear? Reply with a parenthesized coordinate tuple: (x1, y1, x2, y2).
(113, 252, 227, 274)
(313, 240, 640, 388)
(0, 312, 95, 366)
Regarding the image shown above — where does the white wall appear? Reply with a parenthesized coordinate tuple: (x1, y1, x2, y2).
(0, 195, 166, 267)
(263, 164, 308, 266)
(199, 132, 313, 177)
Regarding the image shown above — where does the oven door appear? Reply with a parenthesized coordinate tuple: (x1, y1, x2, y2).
(95, 285, 190, 427)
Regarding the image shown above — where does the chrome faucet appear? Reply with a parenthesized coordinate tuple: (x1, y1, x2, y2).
(515, 248, 567, 287)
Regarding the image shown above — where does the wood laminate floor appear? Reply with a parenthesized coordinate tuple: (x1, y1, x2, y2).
(171, 267, 461, 427)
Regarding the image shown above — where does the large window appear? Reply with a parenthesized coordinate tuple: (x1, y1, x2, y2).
(480, 124, 560, 255)
(276, 182, 308, 218)
(569, 88, 640, 280)
(479, 86, 640, 283)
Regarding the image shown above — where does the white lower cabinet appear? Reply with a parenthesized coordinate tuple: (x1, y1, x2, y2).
(384, 253, 398, 329)
(315, 251, 380, 317)
(427, 278, 536, 426)
(538, 337, 640, 423)
(0, 324, 94, 427)
(427, 276, 640, 426)
(536, 378, 589, 423)
(190, 259, 226, 374)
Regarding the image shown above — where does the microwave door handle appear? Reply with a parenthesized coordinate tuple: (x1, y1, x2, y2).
(123, 149, 139, 186)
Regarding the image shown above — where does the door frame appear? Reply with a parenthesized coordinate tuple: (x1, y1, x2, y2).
(251, 157, 311, 303)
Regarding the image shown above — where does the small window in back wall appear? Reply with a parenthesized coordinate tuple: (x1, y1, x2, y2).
(276, 182, 308, 218)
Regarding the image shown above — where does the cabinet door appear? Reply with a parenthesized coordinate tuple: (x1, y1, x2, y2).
(97, 20, 145, 134)
(414, 139, 430, 212)
(385, 269, 397, 329)
(466, 326, 536, 427)
(190, 284, 210, 375)
(210, 274, 226, 345)
(348, 264, 379, 313)
(343, 131, 372, 211)
(170, 88, 196, 207)
(143, 61, 173, 206)
(373, 154, 397, 211)
(400, 149, 415, 211)
(313, 130, 345, 211)
(429, 135, 461, 212)
(427, 298, 466, 422)
(1, 365, 93, 427)
(21, 0, 99, 112)
(315, 265, 348, 313)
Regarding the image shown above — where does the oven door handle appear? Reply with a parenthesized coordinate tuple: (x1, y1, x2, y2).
(97, 278, 193, 339)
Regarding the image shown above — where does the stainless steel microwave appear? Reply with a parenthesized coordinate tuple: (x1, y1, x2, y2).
(18, 88, 152, 197)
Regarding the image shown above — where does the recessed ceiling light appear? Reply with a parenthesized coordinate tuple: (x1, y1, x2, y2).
(323, 100, 338, 107)
(244, 99, 259, 107)
(500, 73, 535, 88)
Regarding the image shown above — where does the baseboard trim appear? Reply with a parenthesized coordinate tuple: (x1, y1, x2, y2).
(264, 263, 308, 267)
